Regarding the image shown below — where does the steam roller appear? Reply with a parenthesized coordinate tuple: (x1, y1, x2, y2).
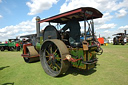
(21, 7, 104, 77)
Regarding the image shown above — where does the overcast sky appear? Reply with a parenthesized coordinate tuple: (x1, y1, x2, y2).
(0, 0, 128, 41)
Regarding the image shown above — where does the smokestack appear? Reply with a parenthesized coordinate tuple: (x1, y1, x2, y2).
(36, 16, 40, 43)
(124, 30, 126, 35)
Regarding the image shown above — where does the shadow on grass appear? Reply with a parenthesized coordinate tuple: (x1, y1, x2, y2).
(0, 66, 10, 70)
(2, 82, 14, 85)
(58, 67, 97, 77)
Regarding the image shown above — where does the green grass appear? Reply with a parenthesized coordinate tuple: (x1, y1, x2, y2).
(0, 44, 128, 85)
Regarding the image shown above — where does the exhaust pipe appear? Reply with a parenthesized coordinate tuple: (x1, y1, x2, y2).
(124, 30, 126, 35)
(36, 16, 40, 43)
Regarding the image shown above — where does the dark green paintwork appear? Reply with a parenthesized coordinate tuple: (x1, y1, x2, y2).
(70, 49, 86, 69)
(0, 43, 8, 46)
(69, 47, 97, 70)
(36, 42, 41, 51)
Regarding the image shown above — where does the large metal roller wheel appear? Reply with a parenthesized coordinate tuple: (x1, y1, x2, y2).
(40, 39, 70, 77)
(24, 57, 39, 63)
(23, 48, 39, 63)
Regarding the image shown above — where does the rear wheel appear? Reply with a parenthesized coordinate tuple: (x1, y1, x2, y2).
(113, 37, 116, 45)
(113, 37, 119, 45)
(16, 46, 20, 51)
(1, 47, 5, 51)
(9, 47, 14, 51)
(40, 39, 69, 77)
(8, 47, 10, 51)
(121, 38, 126, 45)
(121, 41, 125, 45)
(116, 40, 119, 45)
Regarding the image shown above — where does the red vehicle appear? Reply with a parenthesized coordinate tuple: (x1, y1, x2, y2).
(98, 37, 104, 45)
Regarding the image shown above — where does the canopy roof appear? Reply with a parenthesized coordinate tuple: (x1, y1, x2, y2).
(113, 33, 128, 36)
(8, 39, 20, 40)
(39, 7, 103, 24)
(20, 33, 43, 38)
(20, 34, 37, 38)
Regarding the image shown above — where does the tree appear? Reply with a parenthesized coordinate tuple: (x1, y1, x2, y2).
(102, 36, 106, 40)
(107, 37, 110, 39)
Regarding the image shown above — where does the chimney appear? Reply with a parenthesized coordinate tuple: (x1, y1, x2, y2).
(36, 16, 40, 43)
(124, 30, 126, 35)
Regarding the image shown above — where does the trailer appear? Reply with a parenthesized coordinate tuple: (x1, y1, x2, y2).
(21, 7, 103, 77)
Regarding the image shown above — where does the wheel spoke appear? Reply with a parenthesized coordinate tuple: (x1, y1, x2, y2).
(55, 63, 61, 69)
(53, 48, 58, 55)
(47, 59, 50, 63)
(55, 54, 61, 60)
(46, 56, 49, 57)
(46, 50, 50, 55)
(55, 67, 58, 71)
(51, 65, 55, 70)
(55, 57, 61, 60)
(49, 63, 52, 67)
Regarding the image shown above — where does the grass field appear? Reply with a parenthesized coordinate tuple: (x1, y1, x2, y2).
(0, 44, 128, 85)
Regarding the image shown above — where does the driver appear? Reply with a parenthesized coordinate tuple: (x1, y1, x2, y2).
(61, 17, 81, 44)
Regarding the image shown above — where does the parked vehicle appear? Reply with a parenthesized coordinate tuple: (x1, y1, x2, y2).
(113, 30, 128, 45)
(21, 7, 103, 77)
(98, 37, 104, 45)
(0, 39, 21, 51)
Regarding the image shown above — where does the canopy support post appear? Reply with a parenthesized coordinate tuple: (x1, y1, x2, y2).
(91, 19, 95, 40)
(84, 11, 86, 41)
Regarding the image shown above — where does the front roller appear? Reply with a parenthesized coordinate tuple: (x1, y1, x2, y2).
(22, 45, 39, 63)
(40, 39, 70, 77)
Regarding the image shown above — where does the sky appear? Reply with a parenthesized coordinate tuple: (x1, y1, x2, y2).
(0, 0, 128, 41)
